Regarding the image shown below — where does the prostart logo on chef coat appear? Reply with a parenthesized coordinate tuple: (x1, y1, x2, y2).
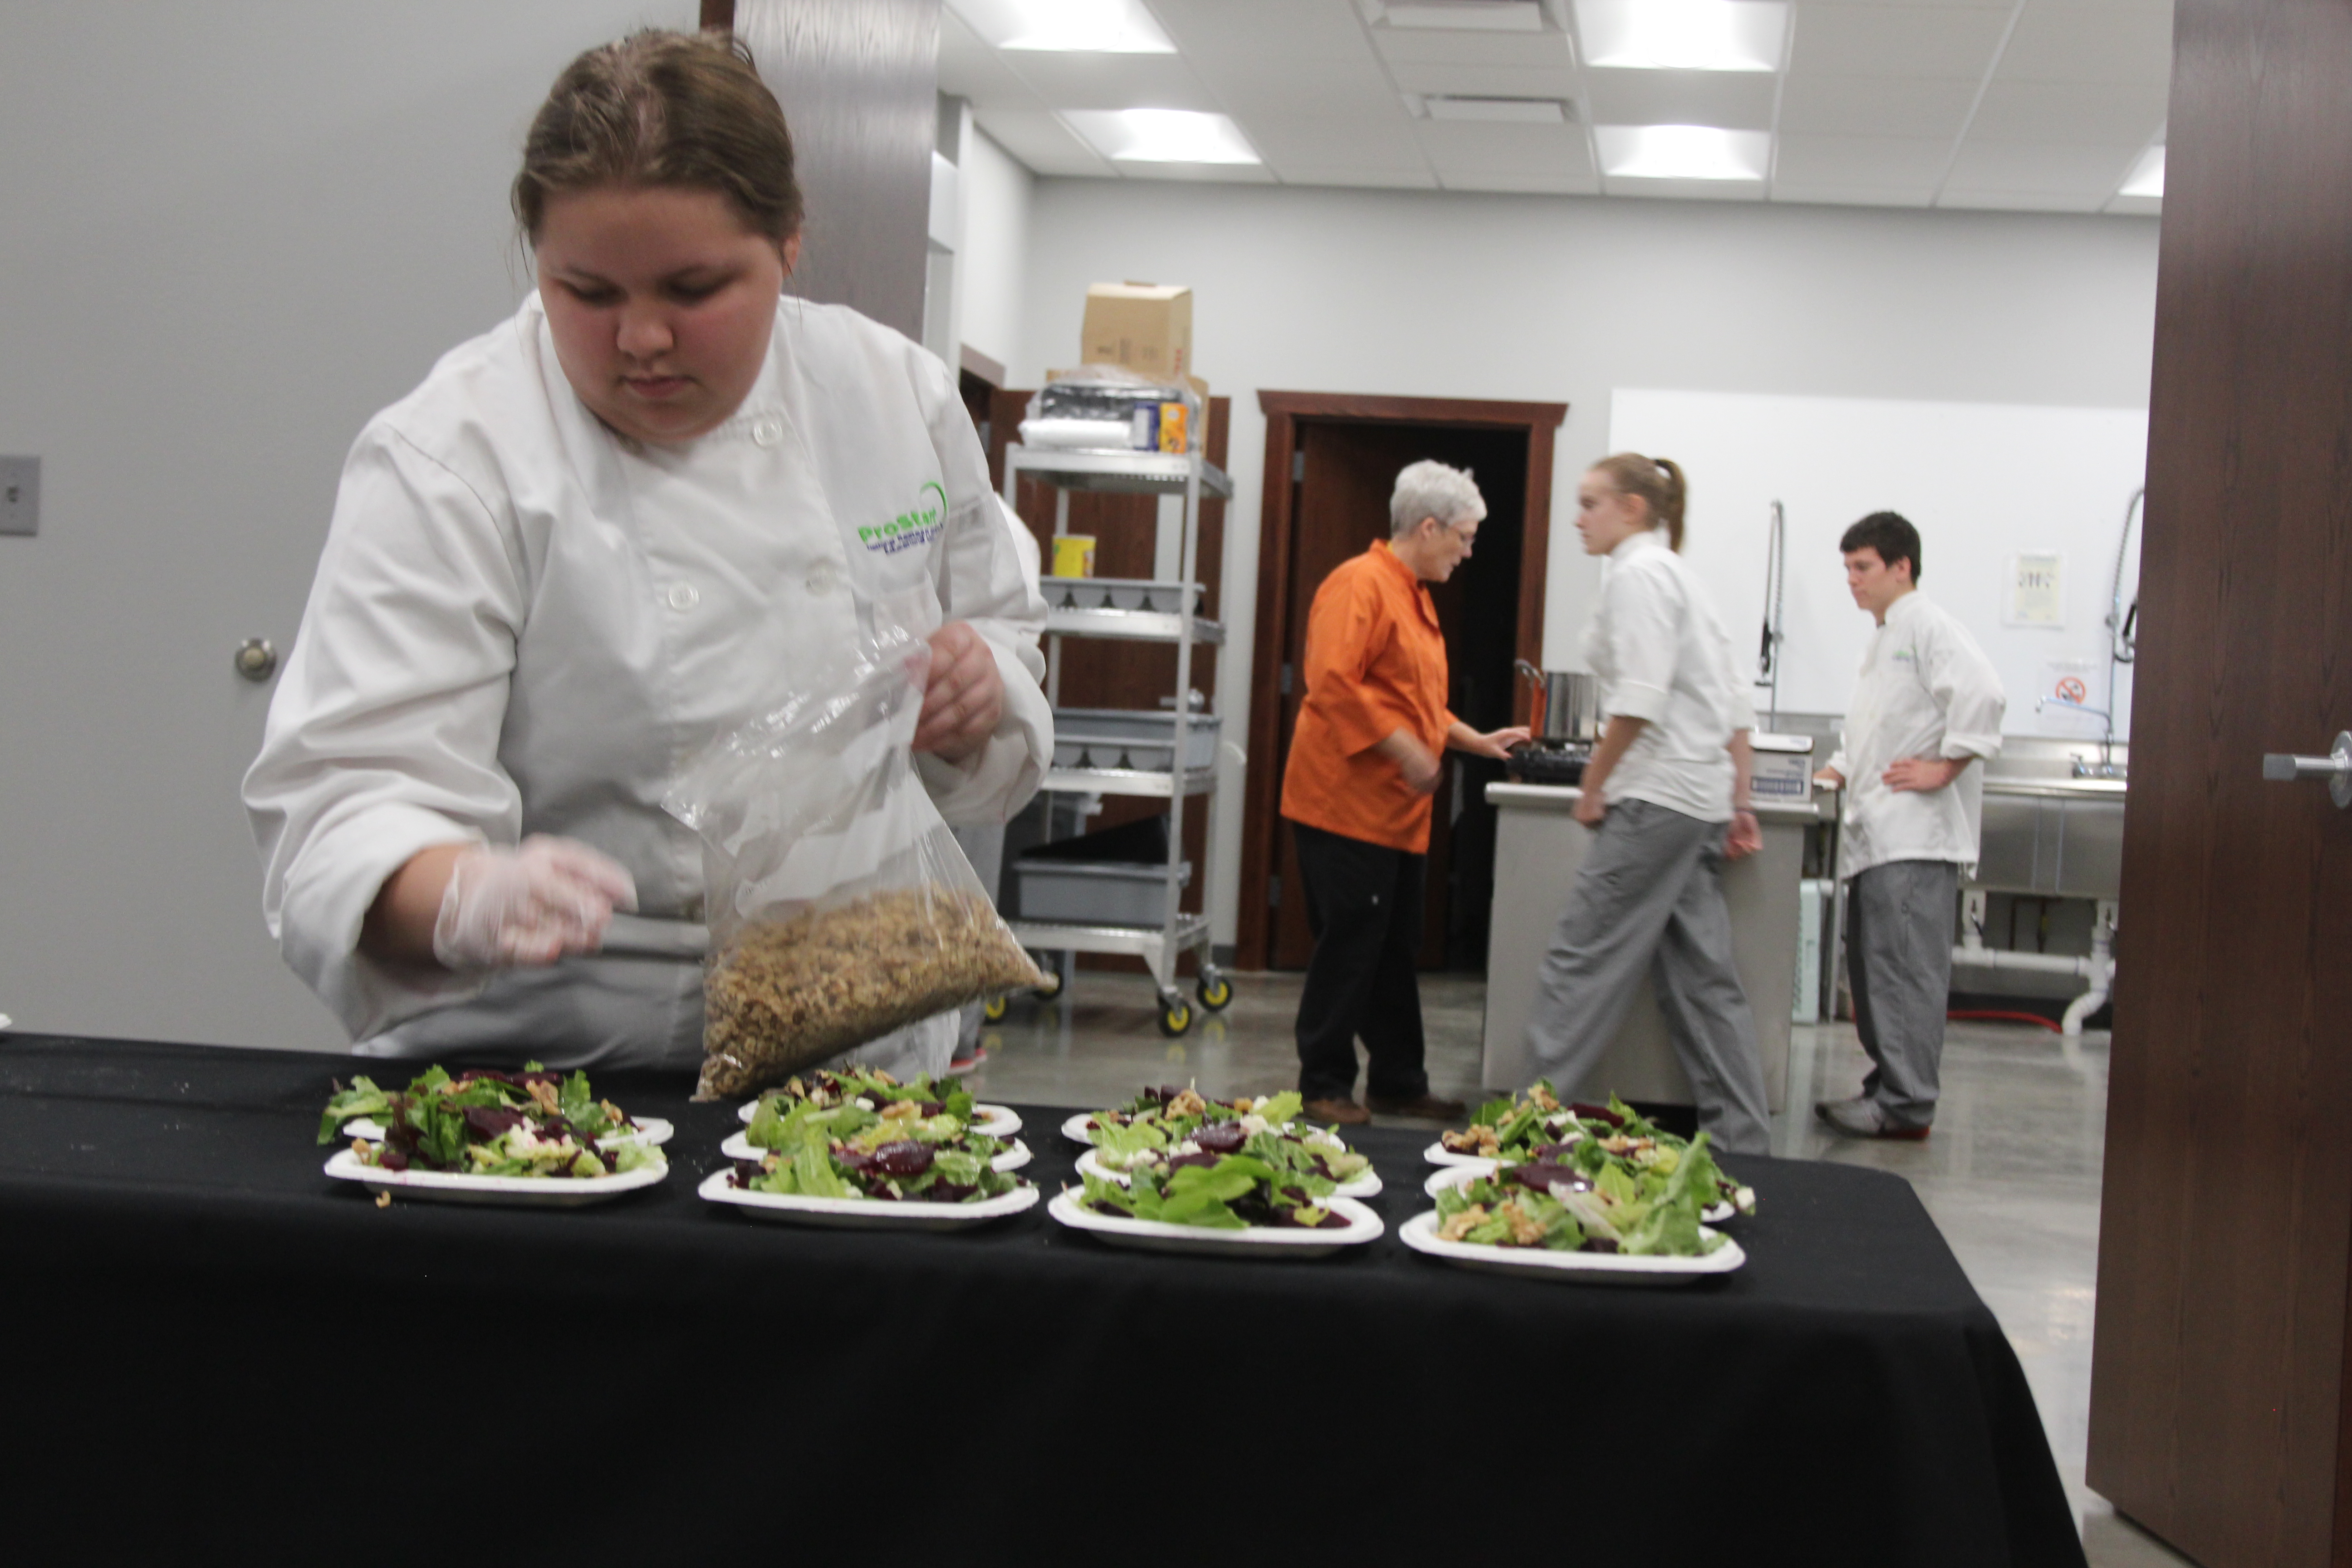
(860, 482, 948, 556)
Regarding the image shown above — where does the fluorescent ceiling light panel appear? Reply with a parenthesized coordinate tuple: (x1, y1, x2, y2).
(1425, 95, 1569, 122)
(1381, 1, 1548, 30)
(2119, 146, 2165, 198)
(948, 0, 1175, 53)
(1577, 0, 1787, 72)
(1596, 123, 1769, 180)
(1062, 109, 1262, 164)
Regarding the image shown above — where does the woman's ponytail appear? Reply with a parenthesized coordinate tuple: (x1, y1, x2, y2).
(1591, 451, 1689, 550)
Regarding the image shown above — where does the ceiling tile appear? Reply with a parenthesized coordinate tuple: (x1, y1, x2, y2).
(1967, 77, 2168, 142)
(1774, 132, 1951, 184)
(1374, 26, 1577, 68)
(1771, 182, 1936, 208)
(1937, 188, 2107, 212)
(1243, 114, 1432, 167)
(1186, 54, 1409, 118)
(1941, 137, 2142, 194)
(1444, 170, 1606, 194)
(1995, 5, 2175, 83)
(937, 11, 1041, 105)
(1583, 69, 1779, 131)
(999, 53, 1221, 112)
(1414, 117, 1597, 179)
(1602, 174, 1767, 201)
(1275, 165, 1445, 189)
(1114, 160, 1281, 183)
(1386, 60, 1583, 96)
(971, 108, 1116, 176)
(1775, 74, 1977, 137)
(1150, 0, 1381, 62)
(1788, 5, 2014, 79)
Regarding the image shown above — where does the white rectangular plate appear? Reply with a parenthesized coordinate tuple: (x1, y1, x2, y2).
(343, 1115, 672, 1150)
(738, 1099, 1020, 1139)
(322, 1147, 668, 1207)
(1075, 1147, 1379, 1199)
(1047, 1190, 1382, 1259)
(1399, 1209, 1743, 1284)
(720, 1132, 1030, 1173)
(1422, 1159, 1734, 1223)
(697, 1168, 1038, 1230)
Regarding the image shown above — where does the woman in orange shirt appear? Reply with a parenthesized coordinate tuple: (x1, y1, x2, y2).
(1279, 461, 1529, 1126)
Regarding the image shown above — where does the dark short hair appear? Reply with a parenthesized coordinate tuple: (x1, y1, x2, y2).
(1840, 511, 1921, 583)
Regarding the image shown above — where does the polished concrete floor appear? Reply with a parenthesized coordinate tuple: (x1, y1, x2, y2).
(964, 968, 2196, 1567)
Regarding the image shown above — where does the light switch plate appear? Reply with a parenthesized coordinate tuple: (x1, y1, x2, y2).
(0, 456, 38, 537)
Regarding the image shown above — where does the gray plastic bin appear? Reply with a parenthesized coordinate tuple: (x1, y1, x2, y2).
(1051, 709, 1221, 773)
(1012, 859, 1191, 927)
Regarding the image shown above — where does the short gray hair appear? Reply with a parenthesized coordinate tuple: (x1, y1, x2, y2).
(1389, 460, 1487, 537)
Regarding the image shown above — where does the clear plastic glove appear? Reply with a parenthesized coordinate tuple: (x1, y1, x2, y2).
(431, 836, 637, 971)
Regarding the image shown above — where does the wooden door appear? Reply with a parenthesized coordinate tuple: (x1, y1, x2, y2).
(1267, 422, 1528, 972)
(2084, 0, 2352, 1558)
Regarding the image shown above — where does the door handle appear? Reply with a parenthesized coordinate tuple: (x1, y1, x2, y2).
(2262, 731, 2352, 808)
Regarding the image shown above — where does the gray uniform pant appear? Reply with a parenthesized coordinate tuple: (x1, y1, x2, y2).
(1844, 859, 1960, 1128)
(1522, 798, 1772, 1155)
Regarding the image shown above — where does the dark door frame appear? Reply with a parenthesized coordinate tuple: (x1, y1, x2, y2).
(1236, 390, 1567, 973)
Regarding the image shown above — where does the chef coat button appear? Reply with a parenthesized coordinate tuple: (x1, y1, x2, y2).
(804, 564, 834, 595)
(751, 416, 783, 447)
(666, 582, 700, 611)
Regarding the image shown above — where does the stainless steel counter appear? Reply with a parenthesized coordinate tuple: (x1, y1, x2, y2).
(1481, 783, 1819, 1107)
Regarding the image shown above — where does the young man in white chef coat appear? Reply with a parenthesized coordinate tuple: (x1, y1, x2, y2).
(1814, 513, 2006, 1139)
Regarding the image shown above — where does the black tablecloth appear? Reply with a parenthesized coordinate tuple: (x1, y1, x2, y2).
(0, 1035, 2082, 1564)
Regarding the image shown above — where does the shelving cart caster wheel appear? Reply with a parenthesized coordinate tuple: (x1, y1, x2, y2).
(1030, 965, 1064, 1001)
(1157, 995, 1194, 1038)
(981, 994, 1009, 1024)
(1196, 972, 1233, 1012)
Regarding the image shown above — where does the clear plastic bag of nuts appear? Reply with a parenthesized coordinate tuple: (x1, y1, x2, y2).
(664, 619, 1040, 1101)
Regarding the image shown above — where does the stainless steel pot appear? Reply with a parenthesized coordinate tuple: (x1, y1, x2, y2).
(1515, 660, 1600, 743)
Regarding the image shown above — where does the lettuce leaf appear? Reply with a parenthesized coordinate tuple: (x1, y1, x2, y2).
(317, 1078, 389, 1145)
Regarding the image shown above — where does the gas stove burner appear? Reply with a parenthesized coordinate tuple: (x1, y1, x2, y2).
(1506, 740, 1591, 786)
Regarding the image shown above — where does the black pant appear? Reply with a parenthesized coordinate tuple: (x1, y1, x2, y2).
(1290, 820, 1430, 1103)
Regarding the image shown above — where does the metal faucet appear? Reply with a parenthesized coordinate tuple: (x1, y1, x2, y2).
(2038, 696, 2127, 779)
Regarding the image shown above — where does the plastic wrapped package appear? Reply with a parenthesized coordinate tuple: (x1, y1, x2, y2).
(664, 621, 1042, 1100)
(1017, 365, 1203, 454)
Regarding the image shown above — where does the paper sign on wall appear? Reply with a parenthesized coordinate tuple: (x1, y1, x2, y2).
(2006, 553, 2064, 627)
(2038, 659, 2105, 736)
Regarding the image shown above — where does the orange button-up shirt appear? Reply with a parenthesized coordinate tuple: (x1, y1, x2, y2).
(1280, 541, 1458, 854)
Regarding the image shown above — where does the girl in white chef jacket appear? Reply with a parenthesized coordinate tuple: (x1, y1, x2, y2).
(243, 31, 1050, 1076)
(1519, 455, 1773, 1155)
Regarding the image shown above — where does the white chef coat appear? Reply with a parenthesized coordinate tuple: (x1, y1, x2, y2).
(1582, 528, 1755, 822)
(1825, 589, 2006, 879)
(244, 292, 1050, 1071)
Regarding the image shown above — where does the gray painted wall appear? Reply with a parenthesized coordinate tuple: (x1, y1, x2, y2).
(0, 1, 680, 1049)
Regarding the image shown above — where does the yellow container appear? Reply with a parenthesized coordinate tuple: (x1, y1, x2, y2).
(1051, 534, 1096, 578)
(1156, 401, 1189, 454)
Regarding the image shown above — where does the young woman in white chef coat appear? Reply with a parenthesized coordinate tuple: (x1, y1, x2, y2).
(1519, 455, 1773, 1155)
(243, 31, 1050, 1076)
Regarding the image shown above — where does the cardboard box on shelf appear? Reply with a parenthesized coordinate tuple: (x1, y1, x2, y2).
(1081, 282, 1191, 383)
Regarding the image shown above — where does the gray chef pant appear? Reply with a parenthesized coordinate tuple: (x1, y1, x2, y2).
(1844, 859, 1960, 1129)
(1522, 798, 1772, 1155)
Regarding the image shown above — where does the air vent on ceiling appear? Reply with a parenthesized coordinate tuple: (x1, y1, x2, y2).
(1376, 1, 1551, 32)
(1416, 94, 1573, 123)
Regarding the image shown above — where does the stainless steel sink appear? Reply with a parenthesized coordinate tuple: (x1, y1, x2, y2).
(1974, 739, 2128, 900)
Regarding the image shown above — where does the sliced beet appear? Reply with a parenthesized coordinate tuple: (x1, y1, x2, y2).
(1192, 1122, 1249, 1154)
(1511, 1162, 1592, 1195)
(1166, 1151, 1221, 1174)
(870, 1141, 933, 1177)
(463, 1107, 526, 1140)
(834, 1148, 878, 1174)
(929, 1181, 977, 1203)
(377, 1147, 409, 1172)
(1568, 1102, 1623, 1126)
